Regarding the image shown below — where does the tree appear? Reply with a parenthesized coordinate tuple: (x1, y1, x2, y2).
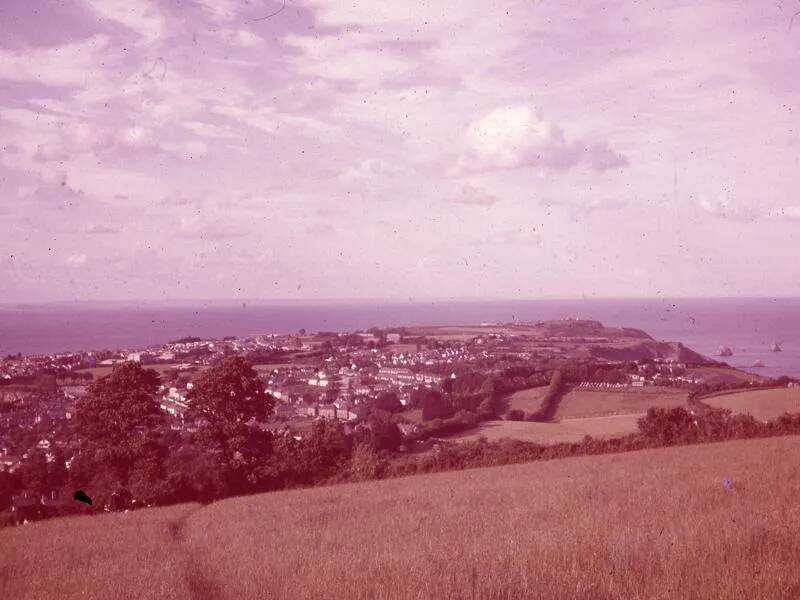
(373, 391, 403, 413)
(506, 409, 525, 421)
(187, 357, 275, 494)
(74, 362, 165, 503)
(345, 444, 388, 481)
(365, 415, 402, 452)
(421, 390, 452, 421)
(19, 451, 50, 496)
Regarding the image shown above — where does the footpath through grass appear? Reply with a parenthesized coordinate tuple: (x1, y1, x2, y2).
(4, 436, 800, 599)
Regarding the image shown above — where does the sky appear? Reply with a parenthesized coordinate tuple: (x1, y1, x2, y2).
(1, 0, 799, 303)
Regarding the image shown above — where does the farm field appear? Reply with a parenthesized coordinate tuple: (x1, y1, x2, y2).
(505, 385, 550, 413)
(387, 343, 420, 355)
(688, 366, 765, 384)
(451, 414, 642, 444)
(4, 436, 800, 599)
(704, 387, 800, 422)
(75, 363, 186, 378)
(555, 386, 689, 419)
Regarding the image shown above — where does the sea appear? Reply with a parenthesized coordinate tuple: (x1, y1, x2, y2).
(1, 297, 799, 378)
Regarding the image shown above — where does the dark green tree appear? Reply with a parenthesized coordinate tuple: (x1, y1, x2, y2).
(187, 357, 275, 494)
(74, 362, 165, 504)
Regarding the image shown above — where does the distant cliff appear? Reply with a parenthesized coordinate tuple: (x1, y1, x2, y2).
(589, 341, 713, 364)
(532, 319, 653, 340)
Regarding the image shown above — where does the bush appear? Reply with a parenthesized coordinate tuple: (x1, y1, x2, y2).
(506, 409, 525, 421)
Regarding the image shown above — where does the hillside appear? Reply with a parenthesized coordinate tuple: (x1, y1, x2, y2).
(703, 386, 800, 422)
(4, 436, 800, 599)
(589, 340, 712, 364)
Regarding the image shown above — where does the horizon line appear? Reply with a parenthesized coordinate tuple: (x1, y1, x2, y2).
(2, 294, 799, 309)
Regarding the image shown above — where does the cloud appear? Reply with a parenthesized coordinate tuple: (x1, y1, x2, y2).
(80, 0, 167, 42)
(282, 32, 415, 86)
(181, 120, 239, 139)
(20, 170, 85, 209)
(698, 191, 759, 221)
(449, 184, 500, 207)
(306, 223, 336, 236)
(456, 105, 627, 174)
(65, 254, 88, 266)
(174, 215, 247, 240)
(84, 223, 121, 234)
(0, 35, 111, 86)
(767, 205, 800, 221)
(213, 104, 278, 134)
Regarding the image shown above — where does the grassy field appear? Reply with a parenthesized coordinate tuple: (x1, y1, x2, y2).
(504, 385, 550, 413)
(387, 343, 420, 355)
(452, 415, 643, 444)
(4, 436, 800, 599)
(704, 387, 800, 422)
(556, 387, 688, 419)
(75, 363, 186, 378)
(688, 366, 766, 384)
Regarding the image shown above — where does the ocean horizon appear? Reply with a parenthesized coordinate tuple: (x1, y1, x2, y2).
(2, 297, 799, 378)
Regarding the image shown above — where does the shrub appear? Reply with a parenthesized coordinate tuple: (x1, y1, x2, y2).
(506, 409, 525, 421)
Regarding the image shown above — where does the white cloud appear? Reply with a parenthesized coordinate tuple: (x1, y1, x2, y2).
(160, 139, 209, 159)
(65, 253, 88, 266)
(449, 184, 499, 207)
(81, 0, 167, 42)
(767, 205, 800, 221)
(0, 35, 110, 86)
(282, 33, 413, 85)
(120, 126, 155, 147)
(698, 190, 758, 221)
(456, 104, 627, 174)
(213, 105, 278, 133)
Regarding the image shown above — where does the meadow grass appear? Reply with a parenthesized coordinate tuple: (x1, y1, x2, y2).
(452, 415, 642, 444)
(555, 387, 688, 419)
(505, 386, 550, 413)
(704, 386, 800, 422)
(5, 437, 800, 599)
(1, 503, 200, 600)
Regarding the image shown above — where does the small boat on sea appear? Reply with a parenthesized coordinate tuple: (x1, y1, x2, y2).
(770, 342, 782, 352)
(716, 346, 733, 357)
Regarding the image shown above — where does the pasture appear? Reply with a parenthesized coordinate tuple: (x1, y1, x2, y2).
(703, 386, 800, 422)
(75, 363, 185, 379)
(556, 386, 688, 419)
(4, 436, 800, 599)
(504, 385, 550, 413)
(451, 414, 642, 444)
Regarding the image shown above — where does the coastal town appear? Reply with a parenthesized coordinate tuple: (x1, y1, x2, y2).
(1, 319, 751, 475)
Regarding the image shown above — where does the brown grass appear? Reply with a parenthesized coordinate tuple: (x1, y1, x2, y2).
(0, 503, 200, 600)
(4, 437, 800, 599)
(556, 387, 688, 419)
(452, 415, 642, 444)
(704, 387, 800, 422)
(75, 363, 185, 378)
(505, 386, 550, 413)
(688, 366, 766, 384)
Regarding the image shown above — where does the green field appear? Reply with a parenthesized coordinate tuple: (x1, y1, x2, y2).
(505, 386, 550, 413)
(4, 437, 800, 599)
(556, 386, 688, 419)
(452, 414, 643, 444)
(704, 387, 800, 422)
(75, 363, 188, 379)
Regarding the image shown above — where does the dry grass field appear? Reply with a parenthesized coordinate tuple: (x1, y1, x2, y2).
(4, 436, 800, 599)
(75, 363, 184, 378)
(704, 387, 800, 422)
(505, 385, 550, 413)
(452, 414, 642, 444)
(556, 387, 688, 419)
(688, 366, 766, 384)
